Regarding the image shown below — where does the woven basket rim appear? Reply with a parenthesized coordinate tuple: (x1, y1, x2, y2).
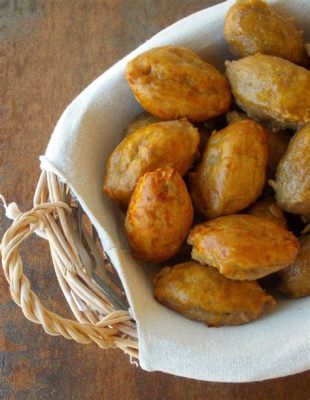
(0, 168, 139, 360)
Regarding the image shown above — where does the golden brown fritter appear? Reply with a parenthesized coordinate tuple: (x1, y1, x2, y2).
(125, 168, 193, 263)
(154, 261, 275, 326)
(126, 46, 231, 122)
(245, 197, 287, 228)
(190, 120, 268, 218)
(278, 235, 310, 298)
(187, 214, 300, 281)
(224, 0, 307, 65)
(270, 124, 310, 215)
(124, 112, 159, 137)
(226, 54, 310, 129)
(104, 119, 199, 208)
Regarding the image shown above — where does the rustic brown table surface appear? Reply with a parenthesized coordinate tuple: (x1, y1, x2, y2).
(1, 1, 309, 399)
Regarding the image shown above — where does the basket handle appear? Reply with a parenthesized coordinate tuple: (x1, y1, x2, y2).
(0, 200, 118, 349)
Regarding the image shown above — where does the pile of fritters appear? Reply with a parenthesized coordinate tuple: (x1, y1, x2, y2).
(104, 0, 310, 327)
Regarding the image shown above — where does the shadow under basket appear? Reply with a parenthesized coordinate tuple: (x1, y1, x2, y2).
(0, 169, 139, 360)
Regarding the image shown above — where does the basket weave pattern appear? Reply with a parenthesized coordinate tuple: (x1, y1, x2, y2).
(0, 169, 138, 359)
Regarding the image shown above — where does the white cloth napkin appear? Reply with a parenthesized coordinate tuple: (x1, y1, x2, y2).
(40, 0, 310, 382)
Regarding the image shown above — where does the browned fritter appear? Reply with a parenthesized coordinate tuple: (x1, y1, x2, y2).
(245, 197, 287, 228)
(126, 46, 231, 122)
(226, 54, 310, 129)
(104, 119, 199, 209)
(125, 168, 193, 263)
(187, 214, 300, 281)
(270, 123, 310, 215)
(278, 235, 310, 298)
(154, 261, 275, 326)
(190, 120, 268, 218)
(224, 0, 307, 65)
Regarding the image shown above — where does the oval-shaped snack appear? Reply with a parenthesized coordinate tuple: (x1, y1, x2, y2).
(154, 261, 275, 326)
(270, 124, 310, 215)
(278, 235, 310, 298)
(126, 46, 231, 122)
(124, 112, 159, 137)
(224, 0, 307, 65)
(104, 119, 199, 208)
(226, 54, 310, 128)
(190, 120, 268, 218)
(125, 168, 193, 263)
(187, 214, 300, 280)
(245, 197, 287, 228)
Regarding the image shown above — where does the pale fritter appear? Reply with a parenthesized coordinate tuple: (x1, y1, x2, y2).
(226, 54, 310, 128)
(187, 214, 299, 281)
(270, 123, 310, 215)
(245, 197, 287, 228)
(190, 120, 268, 218)
(154, 261, 275, 326)
(104, 119, 199, 208)
(224, 0, 307, 65)
(278, 235, 310, 298)
(125, 168, 193, 263)
(124, 112, 159, 137)
(125, 46, 231, 122)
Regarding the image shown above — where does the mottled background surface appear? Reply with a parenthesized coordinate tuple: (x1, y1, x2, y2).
(0, 1, 309, 399)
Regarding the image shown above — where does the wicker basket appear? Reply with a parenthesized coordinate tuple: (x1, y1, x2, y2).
(1, 169, 139, 360)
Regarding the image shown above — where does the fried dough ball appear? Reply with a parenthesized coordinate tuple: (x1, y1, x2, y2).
(104, 119, 199, 208)
(125, 168, 193, 263)
(187, 214, 300, 281)
(226, 111, 290, 173)
(270, 124, 310, 215)
(226, 54, 310, 128)
(190, 120, 268, 218)
(124, 112, 159, 137)
(278, 235, 310, 298)
(245, 197, 287, 228)
(224, 0, 307, 65)
(154, 261, 275, 326)
(126, 46, 231, 122)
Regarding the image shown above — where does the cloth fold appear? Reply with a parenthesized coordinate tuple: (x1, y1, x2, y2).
(41, 0, 310, 382)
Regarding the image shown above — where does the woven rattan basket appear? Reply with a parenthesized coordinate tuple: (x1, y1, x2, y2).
(1, 169, 138, 360)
